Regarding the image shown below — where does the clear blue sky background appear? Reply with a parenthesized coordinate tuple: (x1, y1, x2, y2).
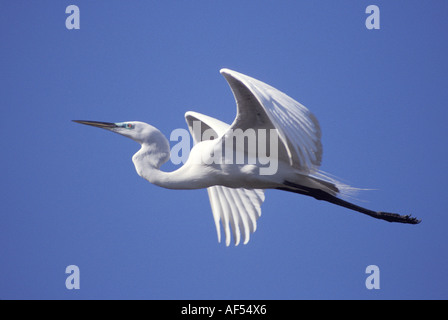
(1, 1, 447, 300)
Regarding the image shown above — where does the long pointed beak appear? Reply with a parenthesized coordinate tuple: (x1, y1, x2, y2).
(72, 120, 118, 129)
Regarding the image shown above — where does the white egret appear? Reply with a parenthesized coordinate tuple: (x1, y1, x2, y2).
(73, 68, 420, 246)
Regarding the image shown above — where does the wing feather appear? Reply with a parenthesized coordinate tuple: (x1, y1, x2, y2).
(207, 186, 264, 246)
(220, 68, 322, 173)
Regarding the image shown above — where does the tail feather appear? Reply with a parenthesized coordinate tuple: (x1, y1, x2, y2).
(307, 176, 339, 195)
(307, 170, 368, 200)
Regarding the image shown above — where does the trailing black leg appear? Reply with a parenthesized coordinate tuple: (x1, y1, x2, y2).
(278, 181, 421, 224)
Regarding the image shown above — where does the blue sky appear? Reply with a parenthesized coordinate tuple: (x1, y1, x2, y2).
(1, 1, 447, 299)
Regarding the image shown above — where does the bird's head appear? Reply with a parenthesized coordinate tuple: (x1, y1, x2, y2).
(73, 120, 171, 172)
(72, 120, 168, 146)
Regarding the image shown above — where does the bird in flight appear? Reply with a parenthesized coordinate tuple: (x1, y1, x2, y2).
(73, 68, 420, 246)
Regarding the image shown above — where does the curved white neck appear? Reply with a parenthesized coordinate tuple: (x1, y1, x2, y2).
(132, 143, 204, 190)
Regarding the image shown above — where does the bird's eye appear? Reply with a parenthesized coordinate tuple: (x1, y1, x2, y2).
(121, 123, 134, 129)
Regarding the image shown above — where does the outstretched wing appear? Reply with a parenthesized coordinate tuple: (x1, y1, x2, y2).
(220, 68, 322, 173)
(185, 111, 265, 246)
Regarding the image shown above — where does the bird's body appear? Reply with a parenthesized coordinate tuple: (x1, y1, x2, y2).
(134, 133, 330, 191)
(74, 68, 420, 246)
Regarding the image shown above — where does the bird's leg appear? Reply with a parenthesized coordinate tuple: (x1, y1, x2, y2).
(278, 182, 421, 224)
